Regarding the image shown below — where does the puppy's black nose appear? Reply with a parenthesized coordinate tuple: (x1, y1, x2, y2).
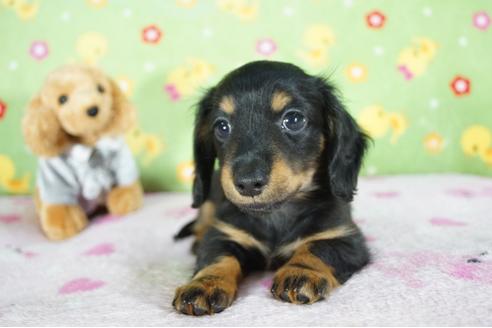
(234, 173, 268, 197)
(87, 106, 99, 117)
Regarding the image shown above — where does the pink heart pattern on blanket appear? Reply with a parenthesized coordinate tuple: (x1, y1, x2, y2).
(59, 278, 106, 294)
(0, 214, 20, 224)
(430, 217, 467, 226)
(83, 243, 115, 256)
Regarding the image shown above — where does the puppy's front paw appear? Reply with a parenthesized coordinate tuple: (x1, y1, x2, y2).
(40, 204, 88, 240)
(106, 181, 143, 215)
(173, 276, 236, 316)
(271, 264, 339, 304)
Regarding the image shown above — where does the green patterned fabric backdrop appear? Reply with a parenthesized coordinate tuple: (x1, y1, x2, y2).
(1, 0, 491, 195)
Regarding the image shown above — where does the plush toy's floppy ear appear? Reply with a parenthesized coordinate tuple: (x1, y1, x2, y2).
(106, 78, 136, 135)
(22, 95, 72, 157)
(316, 78, 368, 202)
(191, 88, 217, 208)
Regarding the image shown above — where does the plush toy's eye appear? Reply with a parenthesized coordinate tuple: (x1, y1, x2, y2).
(214, 118, 232, 141)
(97, 84, 105, 94)
(281, 110, 307, 132)
(58, 95, 68, 105)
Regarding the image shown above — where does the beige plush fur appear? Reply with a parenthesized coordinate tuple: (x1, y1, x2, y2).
(23, 65, 143, 240)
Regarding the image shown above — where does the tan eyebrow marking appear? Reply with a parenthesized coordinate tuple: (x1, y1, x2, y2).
(275, 225, 355, 258)
(219, 95, 235, 114)
(214, 221, 270, 255)
(271, 91, 292, 112)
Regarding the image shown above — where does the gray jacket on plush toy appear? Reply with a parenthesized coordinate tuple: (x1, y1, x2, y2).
(37, 136, 139, 210)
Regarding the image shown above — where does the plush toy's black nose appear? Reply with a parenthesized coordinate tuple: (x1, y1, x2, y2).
(87, 106, 99, 117)
(234, 170, 268, 197)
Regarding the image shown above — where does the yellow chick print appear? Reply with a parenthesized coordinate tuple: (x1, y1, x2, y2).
(176, 0, 197, 9)
(0, 155, 31, 194)
(387, 112, 408, 144)
(357, 105, 408, 144)
(397, 37, 437, 80)
(299, 24, 335, 68)
(357, 105, 389, 138)
(126, 128, 165, 166)
(216, 0, 258, 21)
(1, 0, 38, 20)
(461, 125, 492, 165)
(165, 58, 214, 101)
(76, 32, 108, 65)
(86, 0, 107, 9)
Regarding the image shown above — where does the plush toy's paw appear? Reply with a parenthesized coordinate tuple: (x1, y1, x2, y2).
(40, 204, 88, 241)
(106, 181, 143, 215)
(271, 264, 338, 304)
(173, 276, 237, 316)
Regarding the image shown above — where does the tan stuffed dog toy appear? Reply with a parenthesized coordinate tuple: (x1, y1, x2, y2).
(22, 65, 143, 240)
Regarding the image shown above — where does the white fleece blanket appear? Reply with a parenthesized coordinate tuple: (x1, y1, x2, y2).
(1, 175, 491, 326)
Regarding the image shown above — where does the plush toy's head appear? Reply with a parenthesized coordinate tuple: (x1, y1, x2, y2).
(22, 65, 136, 157)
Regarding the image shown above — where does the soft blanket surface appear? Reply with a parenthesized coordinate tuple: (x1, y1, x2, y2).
(1, 175, 491, 326)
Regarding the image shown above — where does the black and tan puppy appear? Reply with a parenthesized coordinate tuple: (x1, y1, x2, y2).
(173, 61, 370, 315)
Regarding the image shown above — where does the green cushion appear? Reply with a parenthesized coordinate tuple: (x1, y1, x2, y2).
(0, 0, 491, 195)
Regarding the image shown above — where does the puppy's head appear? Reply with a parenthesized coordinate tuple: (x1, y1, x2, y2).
(22, 65, 135, 157)
(192, 61, 367, 213)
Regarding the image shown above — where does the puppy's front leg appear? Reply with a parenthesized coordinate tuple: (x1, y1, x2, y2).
(173, 255, 241, 316)
(173, 224, 268, 315)
(272, 233, 369, 304)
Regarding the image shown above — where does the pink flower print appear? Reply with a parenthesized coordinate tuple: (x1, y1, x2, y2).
(473, 11, 490, 31)
(366, 11, 386, 29)
(0, 99, 7, 120)
(142, 24, 162, 44)
(256, 38, 277, 56)
(29, 41, 49, 60)
(450, 76, 471, 96)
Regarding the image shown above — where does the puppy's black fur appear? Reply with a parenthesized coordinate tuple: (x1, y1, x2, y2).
(173, 61, 370, 316)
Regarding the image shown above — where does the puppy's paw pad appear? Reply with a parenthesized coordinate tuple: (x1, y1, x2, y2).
(173, 278, 235, 315)
(271, 267, 330, 304)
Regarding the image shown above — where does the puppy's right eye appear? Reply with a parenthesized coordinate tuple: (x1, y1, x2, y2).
(214, 118, 232, 141)
(58, 95, 68, 105)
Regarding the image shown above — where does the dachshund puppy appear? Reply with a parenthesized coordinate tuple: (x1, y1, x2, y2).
(22, 65, 143, 240)
(174, 61, 369, 315)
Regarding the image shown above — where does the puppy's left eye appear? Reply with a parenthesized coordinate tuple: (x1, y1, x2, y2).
(97, 84, 105, 93)
(282, 110, 306, 132)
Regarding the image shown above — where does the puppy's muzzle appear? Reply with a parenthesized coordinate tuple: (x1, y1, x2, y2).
(233, 159, 269, 197)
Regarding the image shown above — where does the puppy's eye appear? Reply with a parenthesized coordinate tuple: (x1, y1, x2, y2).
(282, 110, 306, 132)
(97, 84, 105, 93)
(58, 95, 68, 105)
(214, 119, 232, 140)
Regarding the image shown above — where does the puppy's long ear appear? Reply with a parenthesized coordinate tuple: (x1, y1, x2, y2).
(106, 78, 136, 135)
(22, 95, 72, 157)
(316, 78, 368, 202)
(191, 88, 217, 208)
